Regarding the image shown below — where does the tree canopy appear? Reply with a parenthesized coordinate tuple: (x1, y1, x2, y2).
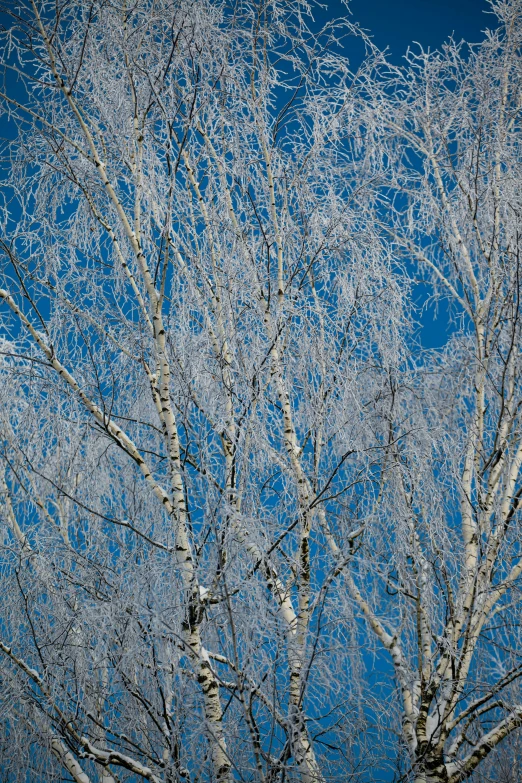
(1, 2, 522, 782)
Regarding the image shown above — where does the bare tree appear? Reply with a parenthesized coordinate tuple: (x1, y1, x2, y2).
(337, 2, 522, 781)
(2, 1, 522, 782)
(0, 1, 400, 781)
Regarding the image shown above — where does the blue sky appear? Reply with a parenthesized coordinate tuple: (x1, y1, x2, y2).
(327, 0, 492, 61)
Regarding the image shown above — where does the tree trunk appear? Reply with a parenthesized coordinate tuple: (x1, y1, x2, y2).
(414, 754, 449, 783)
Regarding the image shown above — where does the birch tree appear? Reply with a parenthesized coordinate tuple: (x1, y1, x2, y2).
(339, 1, 522, 780)
(0, 1, 401, 781)
(3, 1, 522, 781)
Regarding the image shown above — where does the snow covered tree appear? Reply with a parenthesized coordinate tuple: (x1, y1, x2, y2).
(0, 1, 399, 780)
(1, 1, 522, 782)
(342, 2, 522, 780)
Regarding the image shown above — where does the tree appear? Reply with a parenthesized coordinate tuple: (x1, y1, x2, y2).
(0, 1, 400, 781)
(340, 2, 522, 780)
(1, 1, 522, 782)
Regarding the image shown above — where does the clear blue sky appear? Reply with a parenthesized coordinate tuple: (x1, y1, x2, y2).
(324, 0, 493, 61)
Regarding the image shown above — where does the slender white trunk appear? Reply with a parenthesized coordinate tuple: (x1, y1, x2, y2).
(51, 739, 93, 783)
